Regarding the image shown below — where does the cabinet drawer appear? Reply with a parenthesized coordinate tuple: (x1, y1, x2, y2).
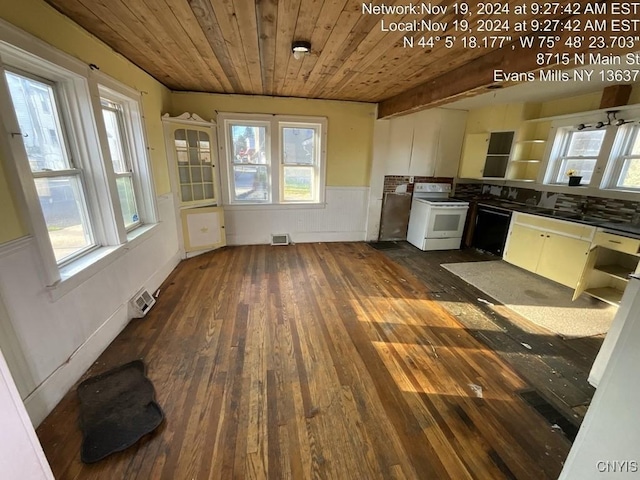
(593, 231, 640, 255)
(514, 212, 595, 240)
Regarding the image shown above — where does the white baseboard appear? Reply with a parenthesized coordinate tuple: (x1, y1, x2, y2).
(23, 250, 181, 427)
(23, 304, 129, 426)
(227, 231, 366, 246)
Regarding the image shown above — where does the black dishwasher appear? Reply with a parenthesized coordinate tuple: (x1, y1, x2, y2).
(472, 205, 512, 256)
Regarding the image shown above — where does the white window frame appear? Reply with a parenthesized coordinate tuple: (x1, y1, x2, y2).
(94, 73, 157, 234)
(543, 126, 609, 186)
(218, 113, 327, 207)
(0, 20, 157, 288)
(602, 123, 640, 191)
(279, 122, 323, 203)
(4, 67, 99, 266)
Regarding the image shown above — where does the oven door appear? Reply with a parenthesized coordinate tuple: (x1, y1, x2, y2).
(425, 205, 469, 238)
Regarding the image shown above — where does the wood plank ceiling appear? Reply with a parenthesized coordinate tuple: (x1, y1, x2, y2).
(45, 0, 638, 117)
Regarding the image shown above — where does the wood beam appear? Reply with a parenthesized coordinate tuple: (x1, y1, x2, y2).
(600, 84, 632, 109)
(378, 11, 639, 118)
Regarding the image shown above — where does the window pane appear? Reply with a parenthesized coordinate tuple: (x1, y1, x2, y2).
(35, 176, 93, 262)
(233, 165, 269, 201)
(283, 166, 313, 201)
(5, 71, 71, 172)
(557, 158, 596, 184)
(198, 131, 210, 151)
(174, 128, 215, 204)
(566, 130, 605, 156)
(116, 176, 139, 229)
(628, 129, 640, 155)
(617, 158, 640, 188)
(283, 127, 315, 165)
(101, 106, 128, 173)
(231, 125, 267, 164)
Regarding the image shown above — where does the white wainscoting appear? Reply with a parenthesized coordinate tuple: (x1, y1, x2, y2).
(224, 186, 370, 245)
(0, 195, 180, 426)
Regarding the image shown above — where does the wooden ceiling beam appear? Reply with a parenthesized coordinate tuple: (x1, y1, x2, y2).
(378, 9, 634, 118)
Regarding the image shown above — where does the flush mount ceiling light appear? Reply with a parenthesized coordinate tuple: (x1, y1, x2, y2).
(292, 41, 311, 60)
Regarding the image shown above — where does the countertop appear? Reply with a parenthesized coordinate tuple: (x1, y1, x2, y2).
(466, 197, 640, 239)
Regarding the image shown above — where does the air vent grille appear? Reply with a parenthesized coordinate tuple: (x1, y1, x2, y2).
(130, 288, 156, 318)
(271, 234, 290, 246)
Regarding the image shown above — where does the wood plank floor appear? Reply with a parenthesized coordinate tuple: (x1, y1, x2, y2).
(377, 242, 603, 426)
(37, 243, 572, 479)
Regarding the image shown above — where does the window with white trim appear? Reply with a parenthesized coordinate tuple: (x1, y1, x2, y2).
(606, 124, 640, 190)
(546, 128, 606, 185)
(100, 96, 141, 230)
(0, 33, 157, 284)
(219, 113, 326, 205)
(5, 69, 96, 263)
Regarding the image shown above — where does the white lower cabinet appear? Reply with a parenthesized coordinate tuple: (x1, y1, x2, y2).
(503, 212, 595, 289)
(573, 230, 640, 305)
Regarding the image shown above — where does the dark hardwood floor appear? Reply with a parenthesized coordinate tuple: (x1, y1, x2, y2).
(37, 243, 574, 479)
(377, 242, 603, 426)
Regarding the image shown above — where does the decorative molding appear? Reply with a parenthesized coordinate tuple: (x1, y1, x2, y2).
(161, 112, 214, 126)
(0, 235, 34, 259)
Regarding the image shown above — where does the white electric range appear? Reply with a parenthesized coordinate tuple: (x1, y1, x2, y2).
(406, 183, 469, 251)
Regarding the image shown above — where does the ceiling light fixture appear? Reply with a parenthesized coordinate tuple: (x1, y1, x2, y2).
(292, 41, 311, 60)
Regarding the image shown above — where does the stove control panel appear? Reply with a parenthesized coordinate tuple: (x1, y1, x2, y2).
(413, 183, 452, 194)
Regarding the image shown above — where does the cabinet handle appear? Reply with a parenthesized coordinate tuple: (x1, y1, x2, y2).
(608, 240, 622, 244)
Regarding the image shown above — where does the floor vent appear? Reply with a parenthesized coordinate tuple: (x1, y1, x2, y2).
(518, 389, 579, 442)
(271, 234, 290, 246)
(130, 288, 156, 318)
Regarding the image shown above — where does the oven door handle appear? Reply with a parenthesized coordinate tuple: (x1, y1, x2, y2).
(478, 209, 512, 218)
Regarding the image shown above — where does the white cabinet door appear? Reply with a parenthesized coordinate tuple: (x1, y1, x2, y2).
(181, 206, 226, 253)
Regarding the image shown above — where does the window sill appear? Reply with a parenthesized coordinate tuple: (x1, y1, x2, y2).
(223, 202, 327, 211)
(47, 223, 160, 301)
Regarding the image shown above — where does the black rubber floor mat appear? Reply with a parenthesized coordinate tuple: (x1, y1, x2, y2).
(77, 360, 164, 463)
(368, 241, 402, 250)
(518, 389, 579, 442)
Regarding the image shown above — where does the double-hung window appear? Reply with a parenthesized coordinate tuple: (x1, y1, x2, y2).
(5, 69, 95, 264)
(547, 128, 606, 185)
(219, 114, 326, 205)
(0, 30, 157, 286)
(605, 124, 640, 190)
(280, 123, 321, 202)
(100, 97, 140, 230)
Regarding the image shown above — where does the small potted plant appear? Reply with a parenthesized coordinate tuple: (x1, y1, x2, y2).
(566, 169, 582, 186)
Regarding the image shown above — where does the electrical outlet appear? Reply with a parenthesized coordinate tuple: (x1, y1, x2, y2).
(409, 176, 414, 183)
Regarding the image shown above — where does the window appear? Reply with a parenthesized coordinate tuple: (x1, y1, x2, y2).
(281, 124, 321, 201)
(219, 114, 326, 205)
(548, 128, 606, 184)
(101, 99, 140, 230)
(607, 124, 640, 190)
(0, 34, 157, 285)
(5, 70, 95, 263)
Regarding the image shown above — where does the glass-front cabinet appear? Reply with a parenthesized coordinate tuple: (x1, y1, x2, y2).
(163, 113, 225, 256)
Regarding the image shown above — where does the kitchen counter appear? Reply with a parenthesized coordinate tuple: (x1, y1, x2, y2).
(466, 198, 640, 239)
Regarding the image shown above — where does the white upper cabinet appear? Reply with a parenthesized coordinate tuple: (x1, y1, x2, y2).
(384, 109, 467, 177)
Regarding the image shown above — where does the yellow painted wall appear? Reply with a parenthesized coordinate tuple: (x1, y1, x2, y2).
(171, 93, 376, 187)
(0, 0, 172, 244)
(463, 102, 528, 135)
(538, 91, 602, 118)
